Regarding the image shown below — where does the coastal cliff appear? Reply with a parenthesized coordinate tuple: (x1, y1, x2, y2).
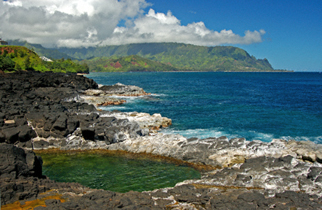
(9, 41, 283, 72)
(1, 72, 322, 209)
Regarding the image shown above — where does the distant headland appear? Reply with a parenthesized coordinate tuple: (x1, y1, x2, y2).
(6, 40, 293, 72)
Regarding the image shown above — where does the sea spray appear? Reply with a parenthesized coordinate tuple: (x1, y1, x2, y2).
(86, 72, 322, 143)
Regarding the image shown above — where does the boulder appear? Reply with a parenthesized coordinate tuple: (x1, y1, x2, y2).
(18, 125, 37, 142)
(51, 114, 68, 135)
(2, 126, 19, 144)
(99, 83, 150, 96)
(0, 143, 42, 178)
(0, 143, 90, 205)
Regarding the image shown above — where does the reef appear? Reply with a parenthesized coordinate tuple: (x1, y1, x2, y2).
(1, 71, 322, 209)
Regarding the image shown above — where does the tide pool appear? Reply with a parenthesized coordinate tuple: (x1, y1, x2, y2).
(40, 151, 201, 193)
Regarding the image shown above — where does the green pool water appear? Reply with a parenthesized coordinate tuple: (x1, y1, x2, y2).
(39, 152, 201, 193)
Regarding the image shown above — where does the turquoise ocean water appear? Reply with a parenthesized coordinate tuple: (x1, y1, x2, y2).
(87, 72, 322, 144)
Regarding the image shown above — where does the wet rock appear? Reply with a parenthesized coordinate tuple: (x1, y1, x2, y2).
(2, 71, 322, 209)
(81, 83, 150, 109)
(82, 95, 127, 107)
(99, 83, 150, 96)
(33, 140, 50, 150)
(0, 143, 90, 205)
(101, 111, 172, 131)
(307, 167, 322, 181)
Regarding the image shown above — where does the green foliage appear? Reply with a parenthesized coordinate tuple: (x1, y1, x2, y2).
(2, 49, 8, 57)
(0, 46, 88, 73)
(85, 55, 177, 72)
(57, 43, 275, 72)
(7, 40, 73, 60)
(42, 58, 89, 73)
(0, 55, 15, 71)
(5, 41, 278, 72)
(24, 55, 32, 70)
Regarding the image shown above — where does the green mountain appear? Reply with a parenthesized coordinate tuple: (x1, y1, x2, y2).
(86, 55, 177, 72)
(7, 41, 278, 72)
(0, 45, 88, 73)
(57, 43, 274, 72)
(7, 40, 74, 60)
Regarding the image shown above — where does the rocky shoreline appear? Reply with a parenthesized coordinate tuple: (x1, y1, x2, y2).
(1, 72, 322, 209)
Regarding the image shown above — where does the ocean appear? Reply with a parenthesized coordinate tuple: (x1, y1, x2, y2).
(86, 72, 322, 144)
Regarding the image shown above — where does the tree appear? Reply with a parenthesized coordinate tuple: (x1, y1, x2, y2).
(2, 49, 8, 57)
(14, 62, 22, 70)
(19, 50, 25, 57)
(0, 56, 15, 71)
(81, 62, 90, 73)
(24, 55, 31, 70)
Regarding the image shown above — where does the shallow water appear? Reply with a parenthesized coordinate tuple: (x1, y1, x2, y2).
(40, 151, 201, 193)
(87, 72, 322, 143)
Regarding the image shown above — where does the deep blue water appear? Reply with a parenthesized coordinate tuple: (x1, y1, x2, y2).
(86, 72, 322, 143)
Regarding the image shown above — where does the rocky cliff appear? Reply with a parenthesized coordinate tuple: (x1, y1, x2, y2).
(1, 71, 321, 209)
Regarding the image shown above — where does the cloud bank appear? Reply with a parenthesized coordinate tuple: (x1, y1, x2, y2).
(0, 0, 265, 48)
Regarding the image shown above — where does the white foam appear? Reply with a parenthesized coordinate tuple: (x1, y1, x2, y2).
(161, 128, 275, 142)
(161, 128, 235, 139)
(100, 106, 128, 111)
(162, 128, 322, 143)
(280, 135, 322, 144)
(109, 95, 145, 99)
(150, 93, 167, 97)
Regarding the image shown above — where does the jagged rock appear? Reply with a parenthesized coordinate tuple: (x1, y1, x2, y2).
(107, 134, 322, 171)
(97, 99, 126, 106)
(80, 95, 127, 107)
(0, 72, 99, 144)
(1, 127, 19, 143)
(317, 152, 322, 163)
(0, 143, 42, 179)
(99, 83, 150, 96)
(18, 125, 37, 142)
(2, 71, 322, 209)
(0, 143, 91, 205)
(80, 83, 151, 111)
(80, 83, 150, 108)
(101, 111, 172, 131)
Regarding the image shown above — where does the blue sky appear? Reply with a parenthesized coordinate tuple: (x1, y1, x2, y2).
(1, 0, 321, 71)
(145, 0, 322, 71)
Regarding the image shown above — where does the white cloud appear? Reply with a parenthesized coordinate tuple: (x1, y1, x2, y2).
(0, 1, 265, 48)
(107, 9, 266, 46)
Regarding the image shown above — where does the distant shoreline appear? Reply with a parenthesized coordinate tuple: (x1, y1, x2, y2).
(90, 69, 294, 73)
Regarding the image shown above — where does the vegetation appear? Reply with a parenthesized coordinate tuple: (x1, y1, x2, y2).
(57, 43, 275, 72)
(7, 41, 284, 72)
(7, 40, 73, 60)
(86, 55, 177, 72)
(0, 46, 89, 73)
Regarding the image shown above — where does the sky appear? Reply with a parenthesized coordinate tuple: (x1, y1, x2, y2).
(0, 0, 321, 71)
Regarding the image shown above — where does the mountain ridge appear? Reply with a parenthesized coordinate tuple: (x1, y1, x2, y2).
(7, 40, 284, 72)
(87, 55, 177, 72)
(56, 42, 276, 72)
